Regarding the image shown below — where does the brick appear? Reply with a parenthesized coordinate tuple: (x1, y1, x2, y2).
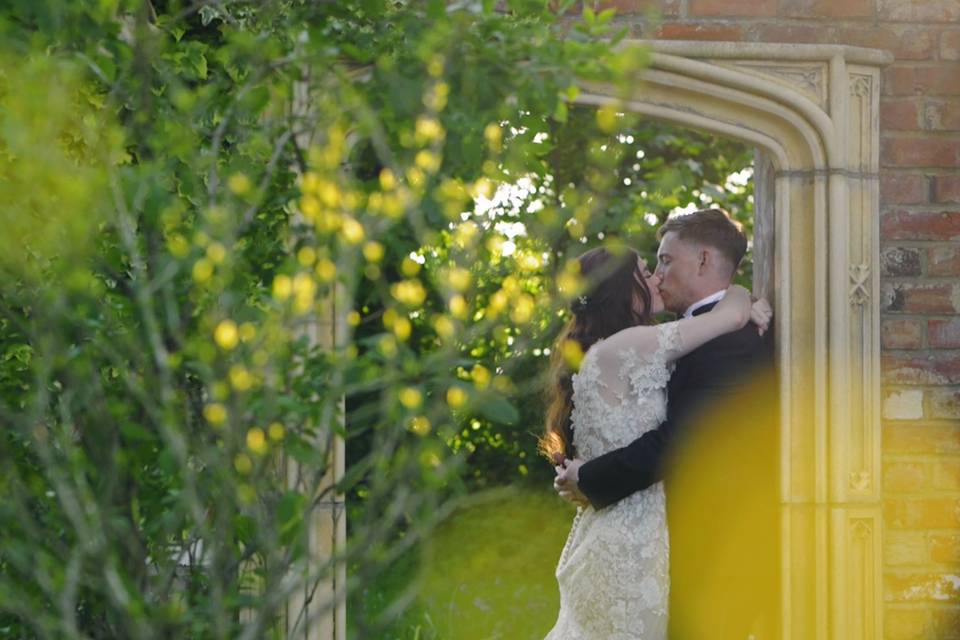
(882, 99, 921, 130)
(885, 390, 926, 420)
(881, 172, 928, 204)
(922, 99, 960, 130)
(751, 24, 823, 43)
(885, 530, 931, 565)
(935, 176, 960, 203)
(930, 246, 960, 276)
(882, 210, 960, 240)
(883, 318, 925, 349)
(884, 459, 929, 490)
(931, 607, 960, 638)
(593, 0, 677, 14)
(940, 29, 960, 60)
(884, 497, 960, 529)
(884, 65, 960, 96)
(879, 0, 960, 23)
(933, 459, 960, 490)
(881, 135, 960, 167)
(656, 23, 744, 41)
(931, 534, 960, 563)
(885, 423, 960, 454)
(885, 571, 960, 601)
(931, 607, 960, 637)
(779, 0, 873, 18)
(689, 0, 775, 17)
(882, 246, 923, 276)
(883, 352, 960, 385)
(931, 319, 960, 349)
(930, 388, 960, 419)
(942, 30, 960, 61)
(834, 25, 936, 61)
(884, 607, 930, 640)
(882, 282, 958, 314)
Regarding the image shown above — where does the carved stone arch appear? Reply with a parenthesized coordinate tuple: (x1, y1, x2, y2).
(575, 41, 892, 640)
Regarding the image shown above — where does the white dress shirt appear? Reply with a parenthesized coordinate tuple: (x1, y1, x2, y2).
(683, 290, 726, 318)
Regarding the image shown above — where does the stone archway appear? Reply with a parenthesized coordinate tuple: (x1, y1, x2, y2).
(575, 41, 892, 640)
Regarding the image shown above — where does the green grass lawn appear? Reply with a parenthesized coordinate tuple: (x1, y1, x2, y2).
(349, 486, 575, 639)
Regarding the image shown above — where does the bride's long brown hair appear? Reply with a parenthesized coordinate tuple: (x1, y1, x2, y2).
(540, 247, 654, 463)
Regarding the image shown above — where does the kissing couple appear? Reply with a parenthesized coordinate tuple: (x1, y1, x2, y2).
(542, 208, 777, 639)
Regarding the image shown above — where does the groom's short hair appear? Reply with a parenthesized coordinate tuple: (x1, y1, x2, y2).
(657, 208, 747, 273)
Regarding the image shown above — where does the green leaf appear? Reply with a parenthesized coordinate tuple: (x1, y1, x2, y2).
(5, 344, 32, 364)
(477, 394, 519, 425)
(235, 514, 256, 545)
(119, 421, 155, 442)
(198, 5, 222, 26)
(553, 100, 568, 123)
(190, 52, 207, 80)
(277, 490, 307, 544)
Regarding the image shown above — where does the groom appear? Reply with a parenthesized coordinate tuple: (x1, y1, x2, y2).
(554, 208, 778, 638)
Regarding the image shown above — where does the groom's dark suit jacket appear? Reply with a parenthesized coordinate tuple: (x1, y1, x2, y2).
(578, 302, 779, 639)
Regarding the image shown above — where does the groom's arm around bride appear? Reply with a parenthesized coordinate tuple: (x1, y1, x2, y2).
(556, 208, 780, 639)
(575, 298, 773, 509)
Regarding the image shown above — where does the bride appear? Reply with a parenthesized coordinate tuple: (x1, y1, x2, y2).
(540, 246, 768, 639)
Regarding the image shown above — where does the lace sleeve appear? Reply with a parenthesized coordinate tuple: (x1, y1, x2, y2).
(655, 320, 684, 362)
(590, 322, 684, 403)
(601, 323, 680, 399)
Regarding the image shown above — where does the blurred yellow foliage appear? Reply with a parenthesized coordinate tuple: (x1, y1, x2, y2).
(203, 403, 228, 426)
(446, 386, 468, 409)
(214, 320, 239, 350)
(409, 415, 431, 436)
(362, 241, 385, 263)
(415, 117, 445, 145)
(268, 422, 285, 441)
(272, 274, 293, 301)
(484, 123, 502, 152)
(228, 173, 251, 195)
(0, 54, 123, 277)
(229, 365, 253, 391)
(392, 279, 427, 306)
(246, 428, 268, 456)
(399, 387, 423, 409)
(234, 454, 253, 474)
(315, 258, 337, 282)
(560, 339, 584, 371)
(471, 364, 490, 389)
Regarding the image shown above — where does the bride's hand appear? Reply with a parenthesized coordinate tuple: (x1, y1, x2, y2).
(715, 284, 752, 329)
(554, 458, 589, 507)
(751, 297, 773, 336)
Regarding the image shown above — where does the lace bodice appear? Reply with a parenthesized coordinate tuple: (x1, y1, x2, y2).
(546, 322, 682, 640)
(569, 321, 679, 461)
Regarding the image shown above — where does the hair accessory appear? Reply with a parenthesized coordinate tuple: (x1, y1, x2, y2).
(571, 295, 590, 313)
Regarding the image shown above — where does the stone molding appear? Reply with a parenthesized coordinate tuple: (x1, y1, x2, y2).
(576, 40, 891, 640)
(286, 67, 348, 640)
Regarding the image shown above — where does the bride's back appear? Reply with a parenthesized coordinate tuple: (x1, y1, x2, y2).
(570, 323, 678, 461)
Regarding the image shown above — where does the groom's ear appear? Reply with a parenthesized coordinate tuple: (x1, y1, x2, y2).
(697, 249, 708, 274)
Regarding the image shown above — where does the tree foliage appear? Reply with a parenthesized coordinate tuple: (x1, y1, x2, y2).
(0, 1, 753, 637)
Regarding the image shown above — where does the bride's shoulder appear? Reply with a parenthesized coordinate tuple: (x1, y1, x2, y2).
(592, 324, 661, 366)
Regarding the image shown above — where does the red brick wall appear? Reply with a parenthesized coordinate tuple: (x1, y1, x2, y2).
(579, 0, 960, 636)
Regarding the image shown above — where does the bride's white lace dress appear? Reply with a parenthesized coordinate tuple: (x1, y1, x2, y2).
(545, 322, 681, 640)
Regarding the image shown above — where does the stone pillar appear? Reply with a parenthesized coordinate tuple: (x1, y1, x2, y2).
(753, 148, 776, 302)
(283, 58, 347, 640)
(285, 291, 347, 640)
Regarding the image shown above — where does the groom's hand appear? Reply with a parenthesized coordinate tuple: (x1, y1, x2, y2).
(554, 458, 589, 507)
